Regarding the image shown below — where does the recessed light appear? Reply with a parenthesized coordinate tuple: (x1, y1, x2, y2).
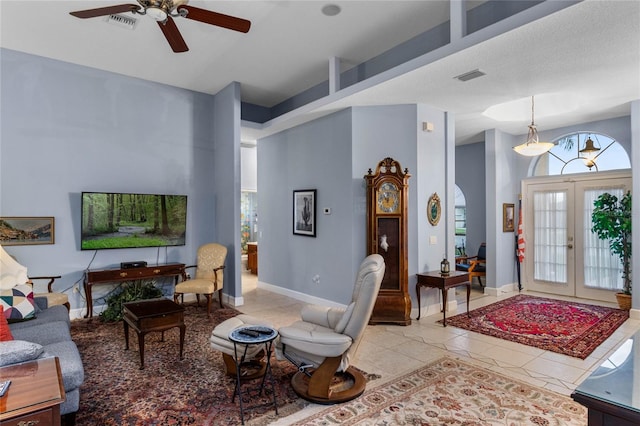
(322, 4, 341, 17)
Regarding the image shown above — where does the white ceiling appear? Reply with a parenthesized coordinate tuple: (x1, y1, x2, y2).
(1, 1, 639, 145)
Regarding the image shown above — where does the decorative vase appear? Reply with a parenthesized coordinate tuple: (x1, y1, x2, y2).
(615, 292, 632, 310)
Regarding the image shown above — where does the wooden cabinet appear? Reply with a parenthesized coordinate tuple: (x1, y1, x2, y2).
(247, 242, 258, 274)
(365, 157, 411, 325)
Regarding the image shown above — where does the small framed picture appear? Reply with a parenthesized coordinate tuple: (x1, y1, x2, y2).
(503, 203, 515, 232)
(293, 189, 316, 237)
(0, 217, 55, 245)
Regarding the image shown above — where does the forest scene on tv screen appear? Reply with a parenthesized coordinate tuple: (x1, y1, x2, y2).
(81, 193, 187, 250)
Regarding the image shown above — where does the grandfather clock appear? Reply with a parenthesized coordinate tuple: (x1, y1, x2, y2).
(365, 157, 411, 325)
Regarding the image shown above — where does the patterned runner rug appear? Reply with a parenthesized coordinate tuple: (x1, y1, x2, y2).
(441, 294, 628, 358)
(292, 356, 587, 425)
(71, 304, 303, 425)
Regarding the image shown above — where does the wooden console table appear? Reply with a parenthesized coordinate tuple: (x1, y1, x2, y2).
(84, 263, 185, 318)
(0, 357, 65, 425)
(415, 270, 470, 325)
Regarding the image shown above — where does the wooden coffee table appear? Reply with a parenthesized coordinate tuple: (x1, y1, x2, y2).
(123, 298, 186, 369)
(0, 357, 65, 425)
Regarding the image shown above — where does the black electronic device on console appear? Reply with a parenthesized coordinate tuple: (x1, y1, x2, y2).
(121, 261, 148, 269)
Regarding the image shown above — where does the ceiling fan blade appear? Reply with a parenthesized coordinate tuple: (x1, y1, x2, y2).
(70, 4, 139, 19)
(158, 17, 189, 53)
(178, 5, 251, 33)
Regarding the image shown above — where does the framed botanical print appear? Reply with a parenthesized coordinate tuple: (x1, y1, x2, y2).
(293, 189, 316, 237)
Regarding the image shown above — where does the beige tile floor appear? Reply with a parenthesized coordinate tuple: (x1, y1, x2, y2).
(238, 271, 640, 424)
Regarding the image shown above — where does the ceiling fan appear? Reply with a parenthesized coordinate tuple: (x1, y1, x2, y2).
(69, 0, 251, 53)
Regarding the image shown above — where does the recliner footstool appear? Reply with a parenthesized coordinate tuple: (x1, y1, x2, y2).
(210, 314, 274, 379)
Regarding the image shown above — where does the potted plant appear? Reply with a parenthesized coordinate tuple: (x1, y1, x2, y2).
(591, 191, 632, 309)
(100, 280, 162, 322)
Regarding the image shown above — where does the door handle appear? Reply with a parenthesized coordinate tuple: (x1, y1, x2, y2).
(567, 244, 573, 249)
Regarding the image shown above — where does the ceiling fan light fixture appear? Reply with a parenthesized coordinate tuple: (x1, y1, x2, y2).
(513, 96, 554, 156)
(171, 0, 188, 12)
(146, 6, 168, 21)
(69, 0, 250, 53)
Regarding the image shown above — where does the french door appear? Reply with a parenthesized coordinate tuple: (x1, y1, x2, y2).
(522, 172, 631, 303)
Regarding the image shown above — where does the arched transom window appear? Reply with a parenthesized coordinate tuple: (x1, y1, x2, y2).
(533, 132, 630, 176)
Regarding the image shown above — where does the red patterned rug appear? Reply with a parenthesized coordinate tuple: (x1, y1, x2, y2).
(71, 304, 302, 425)
(441, 294, 629, 359)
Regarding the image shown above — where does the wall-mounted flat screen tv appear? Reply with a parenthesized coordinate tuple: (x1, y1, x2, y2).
(81, 192, 187, 250)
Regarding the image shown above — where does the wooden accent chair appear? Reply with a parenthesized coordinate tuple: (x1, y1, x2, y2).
(0, 245, 68, 310)
(174, 243, 227, 317)
(275, 254, 385, 404)
(456, 242, 486, 288)
(29, 275, 67, 310)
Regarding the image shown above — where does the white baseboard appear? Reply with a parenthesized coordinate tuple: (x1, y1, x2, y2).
(256, 280, 347, 308)
(413, 299, 458, 322)
(224, 293, 244, 307)
(69, 308, 86, 320)
(484, 282, 518, 297)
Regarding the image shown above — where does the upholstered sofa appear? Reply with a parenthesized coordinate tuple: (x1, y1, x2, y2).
(1, 296, 85, 422)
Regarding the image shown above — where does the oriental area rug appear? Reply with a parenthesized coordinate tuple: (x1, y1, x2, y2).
(71, 304, 304, 425)
(440, 294, 629, 359)
(292, 356, 587, 425)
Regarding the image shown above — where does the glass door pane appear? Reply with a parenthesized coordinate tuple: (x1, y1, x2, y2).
(574, 178, 630, 302)
(524, 182, 575, 296)
(533, 190, 568, 283)
(523, 173, 630, 303)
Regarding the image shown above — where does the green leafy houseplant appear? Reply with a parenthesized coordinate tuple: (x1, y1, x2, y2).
(100, 280, 163, 322)
(591, 191, 632, 297)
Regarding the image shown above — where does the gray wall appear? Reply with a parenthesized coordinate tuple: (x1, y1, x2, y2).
(258, 109, 355, 303)
(257, 104, 452, 312)
(212, 82, 243, 300)
(0, 49, 239, 315)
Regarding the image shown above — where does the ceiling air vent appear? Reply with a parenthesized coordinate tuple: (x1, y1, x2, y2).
(105, 14, 138, 30)
(454, 69, 486, 82)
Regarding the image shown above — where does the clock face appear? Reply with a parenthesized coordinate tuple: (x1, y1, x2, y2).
(377, 182, 399, 213)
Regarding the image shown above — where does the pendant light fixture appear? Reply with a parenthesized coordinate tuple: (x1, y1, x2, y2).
(578, 134, 601, 170)
(513, 96, 554, 156)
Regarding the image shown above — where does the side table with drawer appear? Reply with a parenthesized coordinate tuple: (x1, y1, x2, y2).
(0, 357, 65, 426)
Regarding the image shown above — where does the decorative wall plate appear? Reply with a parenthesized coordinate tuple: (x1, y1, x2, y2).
(427, 193, 441, 226)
